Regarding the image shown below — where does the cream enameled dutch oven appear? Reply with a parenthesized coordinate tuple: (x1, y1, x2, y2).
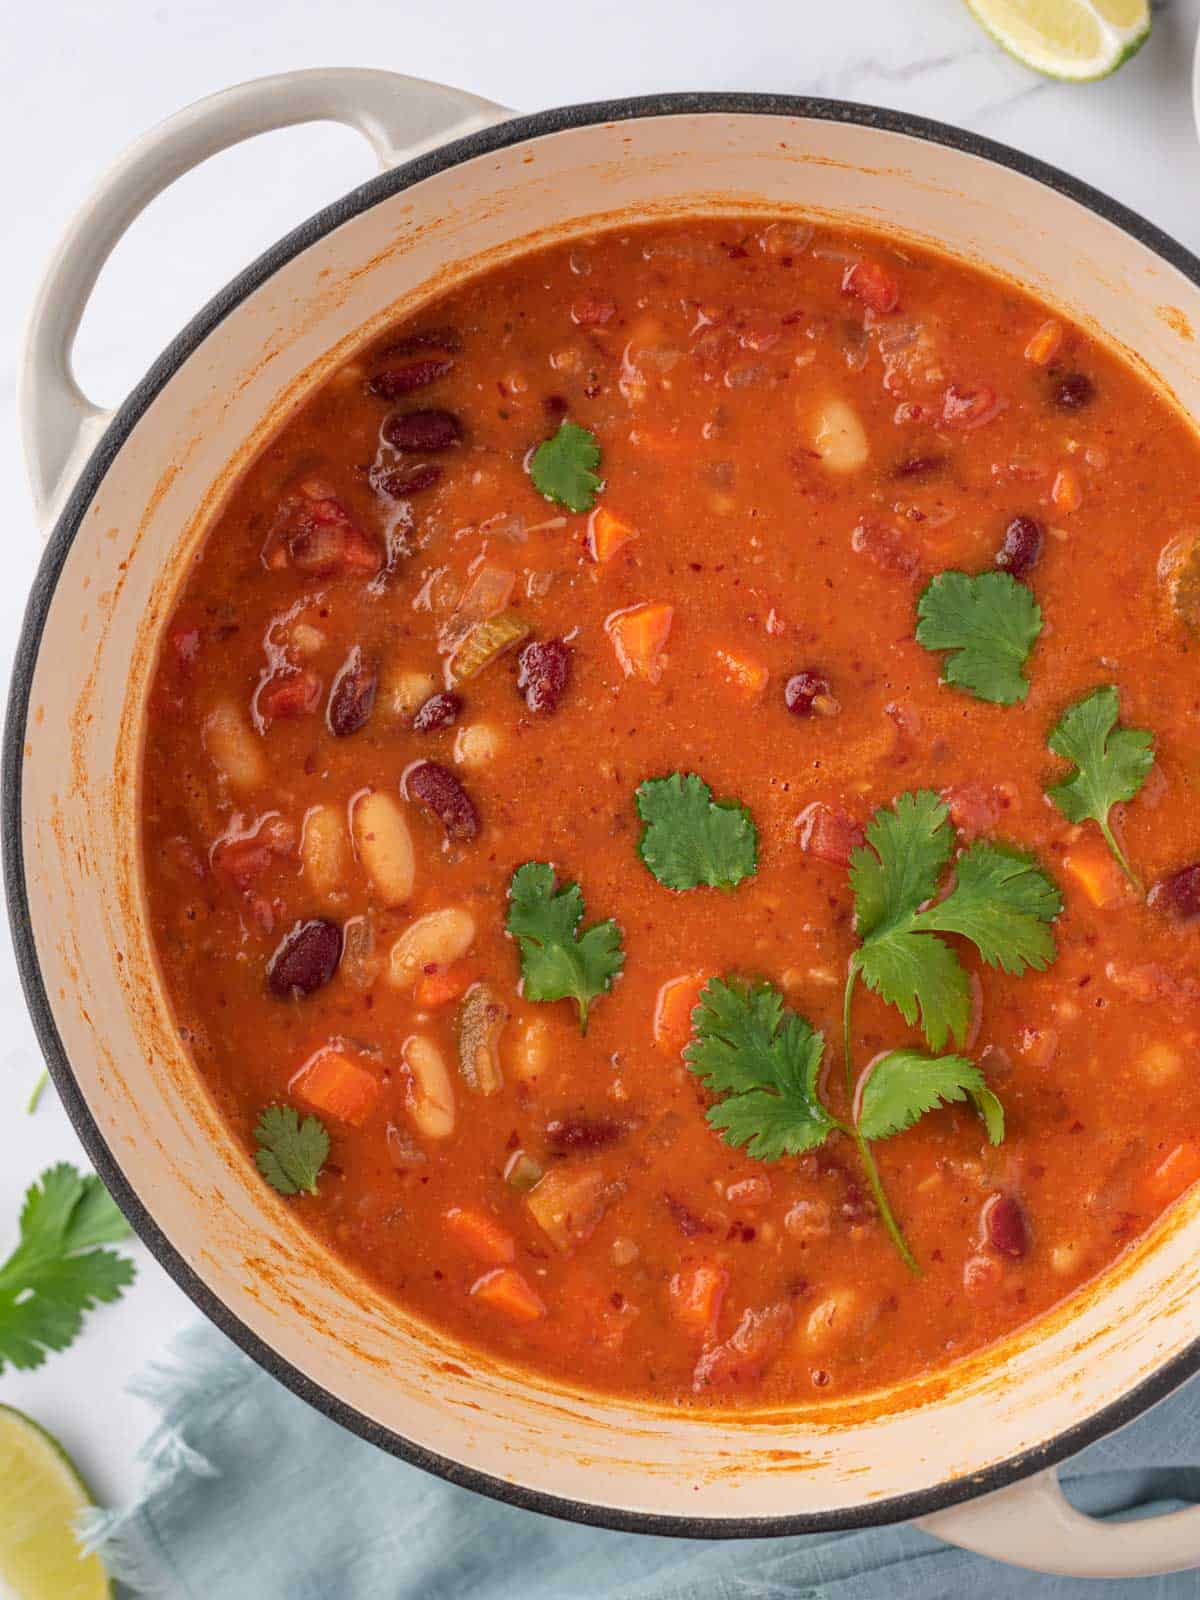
(9, 70, 1200, 1579)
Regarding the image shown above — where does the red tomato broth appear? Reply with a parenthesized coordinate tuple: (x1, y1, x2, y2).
(141, 217, 1200, 1407)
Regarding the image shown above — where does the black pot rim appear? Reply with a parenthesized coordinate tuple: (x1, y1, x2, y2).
(6, 89, 1200, 1542)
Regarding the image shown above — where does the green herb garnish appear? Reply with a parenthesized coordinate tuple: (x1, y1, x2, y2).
(636, 773, 758, 891)
(0, 1165, 135, 1373)
(529, 420, 603, 513)
(255, 1106, 330, 1197)
(1046, 685, 1154, 890)
(507, 862, 624, 1033)
(916, 570, 1043, 705)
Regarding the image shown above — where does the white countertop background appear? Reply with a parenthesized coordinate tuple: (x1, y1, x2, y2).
(3, 0, 1200, 1515)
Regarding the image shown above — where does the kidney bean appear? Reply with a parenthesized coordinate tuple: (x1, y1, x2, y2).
(983, 1193, 1028, 1259)
(259, 669, 322, 721)
(370, 461, 442, 499)
(327, 648, 377, 737)
(367, 358, 454, 399)
(267, 918, 342, 998)
(379, 326, 462, 358)
(784, 669, 833, 717)
(542, 393, 569, 420)
(995, 515, 1044, 580)
(1053, 371, 1095, 410)
(412, 691, 462, 732)
(383, 409, 463, 452)
(545, 1116, 626, 1154)
(404, 761, 479, 841)
(517, 639, 570, 714)
(1148, 862, 1200, 922)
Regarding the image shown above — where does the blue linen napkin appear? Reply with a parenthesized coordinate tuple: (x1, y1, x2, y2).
(82, 1319, 1200, 1598)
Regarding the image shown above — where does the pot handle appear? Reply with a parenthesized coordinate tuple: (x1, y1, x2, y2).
(20, 68, 510, 528)
(919, 1466, 1200, 1578)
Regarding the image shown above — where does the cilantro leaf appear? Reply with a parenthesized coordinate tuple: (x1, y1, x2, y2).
(858, 1049, 1001, 1144)
(916, 570, 1043, 705)
(685, 978, 835, 1161)
(635, 773, 758, 891)
(1046, 686, 1154, 887)
(507, 861, 624, 1032)
(0, 1164, 135, 1373)
(851, 791, 1060, 1050)
(529, 420, 603, 513)
(255, 1106, 330, 1196)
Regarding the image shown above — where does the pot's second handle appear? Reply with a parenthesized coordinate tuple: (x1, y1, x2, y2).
(919, 1467, 1200, 1578)
(20, 68, 509, 529)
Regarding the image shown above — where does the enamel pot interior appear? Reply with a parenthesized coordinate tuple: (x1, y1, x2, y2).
(10, 99, 1200, 1534)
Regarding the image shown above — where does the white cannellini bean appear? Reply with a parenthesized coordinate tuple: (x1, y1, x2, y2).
(811, 397, 869, 473)
(301, 804, 350, 901)
(505, 1017, 552, 1082)
(353, 791, 415, 905)
(802, 1287, 874, 1353)
(454, 722, 504, 769)
(380, 664, 437, 721)
(402, 1034, 455, 1139)
(388, 908, 476, 988)
(202, 701, 266, 790)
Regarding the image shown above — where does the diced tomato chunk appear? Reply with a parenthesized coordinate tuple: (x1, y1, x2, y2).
(669, 1263, 728, 1341)
(414, 960, 477, 1010)
(291, 1048, 381, 1126)
(843, 259, 900, 315)
(213, 816, 296, 891)
(258, 669, 322, 721)
(571, 297, 617, 327)
(942, 384, 1003, 431)
(796, 802, 865, 867)
(715, 647, 769, 700)
(692, 1302, 792, 1392)
(266, 480, 381, 577)
(942, 782, 1009, 843)
(469, 1266, 546, 1322)
(653, 972, 711, 1057)
(444, 1206, 516, 1266)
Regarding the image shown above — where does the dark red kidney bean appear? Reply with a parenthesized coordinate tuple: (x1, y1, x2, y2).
(383, 409, 462, 453)
(369, 461, 442, 499)
(784, 669, 832, 717)
(995, 515, 1044, 580)
(1148, 862, 1200, 922)
(412, 691, 462, 732)
(267, 918, 342, 998)
(367, 358, 454, 399)
(517, 639, 570, 714)
(542, 393, 568, 420)
(983, 1193, 1028, 1259)
(379, 326, 462, 358)
(327, 648, 377, 737)
(404, 761, 479, 841)
(1053, 372, 1094, 410)
(892, 454, 945, 479)
(545, 1117, 626, 1155)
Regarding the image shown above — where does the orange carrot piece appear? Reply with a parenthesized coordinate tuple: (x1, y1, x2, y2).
(444, 1206, 516, 1265)
(669, 1263, 729, 1340)
(470, 1266, 546, 1322)
(1051, 466, 1083, 514)
(654, 972, 712, 1057)
(606, 602, 674, 683)
(589, 507, 638, 563)
(1063, 842, 1127, 909)
(1139, 1142, 1200, 1212)
(414, 960, 477, 1009)
(291, 1049, 381, 1126)
(715, 647, 769, 700)
(1024, 319, 1064, 366)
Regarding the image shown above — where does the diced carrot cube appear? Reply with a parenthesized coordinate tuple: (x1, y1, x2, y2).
(1063, 843, 1127, 909)
(1139, 1141, 1200, 1212)
(470, 1266, 546, 1322)
(715, 647, 769, 700)
(606, 602, 674, 684)
(654, 973, 711, 1057)
(588, 507, 638, 563)
(1025, 319, 1063, 366)
(414, 960, 477, 1009)
(1051, 466, 1083, 514)
(669, 1263, 729, 1340)
(444, 1206, 516, 1265)
(291, 1048, 381, 1126)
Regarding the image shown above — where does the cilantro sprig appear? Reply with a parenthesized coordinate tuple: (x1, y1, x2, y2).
(1046, 686, 1154, 890)
(255, 1106, 330, 1197)
(0, 1164, 135, 1373)
(529, 420, 603, 514)
(916, 571, 1043, 705)
(507, 862, 624, 1032)
(636, 773, 758, 891)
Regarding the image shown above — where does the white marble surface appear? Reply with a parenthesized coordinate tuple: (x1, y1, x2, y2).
(2, 0, 1199, 1517)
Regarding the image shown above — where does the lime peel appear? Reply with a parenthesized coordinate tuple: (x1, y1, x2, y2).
(964, 0, 1150, 81)
(0, 1405, 112, 1599)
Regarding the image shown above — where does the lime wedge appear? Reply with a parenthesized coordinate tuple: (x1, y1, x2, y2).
(0, 1406, 111, 1600)
(964, 0, 1150, 80)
